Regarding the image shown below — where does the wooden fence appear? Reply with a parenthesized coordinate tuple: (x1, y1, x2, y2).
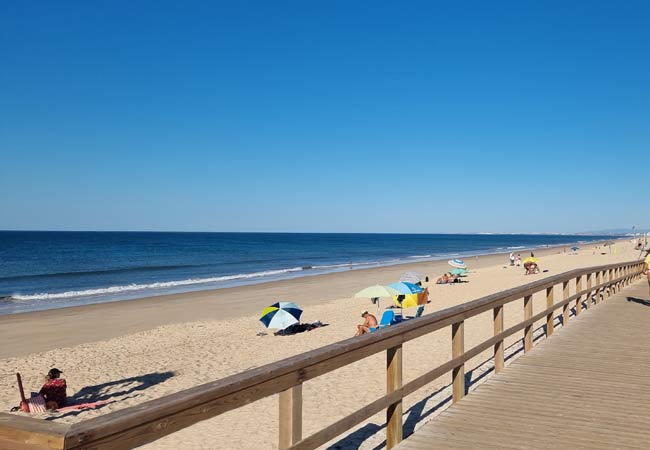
(0, 260, 645, 450)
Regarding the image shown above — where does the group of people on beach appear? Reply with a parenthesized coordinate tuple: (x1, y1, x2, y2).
(508, 253, 523, 266)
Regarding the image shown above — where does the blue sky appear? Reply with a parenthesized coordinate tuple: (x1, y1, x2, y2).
(1, 1, 648, 233)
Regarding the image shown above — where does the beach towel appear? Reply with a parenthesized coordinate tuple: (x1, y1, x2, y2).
(274, 321, 328, 336)
(26, 393, 47, 413)
(56, 400, 113, 412)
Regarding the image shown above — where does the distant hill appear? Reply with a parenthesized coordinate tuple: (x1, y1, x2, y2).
(576, 228, 650, 236)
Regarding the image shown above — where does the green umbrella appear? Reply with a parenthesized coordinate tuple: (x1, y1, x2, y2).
(354, 285, 401, 299)
(355, 285, 402, 313)
(450, 268, 467, 276)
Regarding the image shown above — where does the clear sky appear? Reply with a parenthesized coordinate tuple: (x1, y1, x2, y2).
(1, 1, 648, 233)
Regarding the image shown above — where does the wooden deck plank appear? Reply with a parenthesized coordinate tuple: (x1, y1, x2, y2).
(395, 281, 650, 450)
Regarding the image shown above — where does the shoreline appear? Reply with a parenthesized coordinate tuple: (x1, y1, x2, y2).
(0, 238, 623, 358)
(1, 236, 618, 316)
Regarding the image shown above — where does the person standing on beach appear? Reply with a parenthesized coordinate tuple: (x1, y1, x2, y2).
(509, 253, 515, 266)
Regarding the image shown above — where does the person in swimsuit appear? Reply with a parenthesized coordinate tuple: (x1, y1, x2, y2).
(355, 311, 378, 336)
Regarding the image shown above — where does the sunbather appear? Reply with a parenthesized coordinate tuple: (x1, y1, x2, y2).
(436, 272, 460, 284)
(355, 311, 378, 336)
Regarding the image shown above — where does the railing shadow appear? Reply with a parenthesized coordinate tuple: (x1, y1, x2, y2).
(45, 371, 175, 420)
(326, 321, 555, 450)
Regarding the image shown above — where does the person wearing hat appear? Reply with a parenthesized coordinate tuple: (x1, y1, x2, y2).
(39, 368, 67, 410)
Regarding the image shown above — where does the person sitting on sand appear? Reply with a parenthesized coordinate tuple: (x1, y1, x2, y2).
(524, 262, 540, 275)
(355, 311, 378, 336)
(39, 368, 67, 410)
(436, 272, 460, 284)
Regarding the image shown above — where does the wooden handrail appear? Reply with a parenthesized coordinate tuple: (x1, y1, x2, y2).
(0, 260, 644, 450)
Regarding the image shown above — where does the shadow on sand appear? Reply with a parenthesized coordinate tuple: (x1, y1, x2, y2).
(46, 371, 175, 420)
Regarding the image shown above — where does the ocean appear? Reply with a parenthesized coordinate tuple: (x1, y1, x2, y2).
(0, 231, 615, 315)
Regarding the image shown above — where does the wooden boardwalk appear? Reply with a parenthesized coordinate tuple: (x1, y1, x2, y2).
(395, 280, 650, 450)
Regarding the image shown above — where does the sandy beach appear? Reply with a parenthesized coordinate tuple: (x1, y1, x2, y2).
(0, 239, 638, 449)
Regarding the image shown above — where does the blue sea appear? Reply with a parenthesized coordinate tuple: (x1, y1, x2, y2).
(0, 231, 615, 315)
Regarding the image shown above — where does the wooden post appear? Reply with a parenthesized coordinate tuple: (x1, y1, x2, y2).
(596, 271, 602, 304)
(575, 276, 582, 316)
(608, 269, 613, 297)
(493, 306, 504, 373)
(386, 345, 403, 448)
(452, 321, 465, 403)
(524, 295, 533, 352)
(279, 384, 302, 450)
(585, 273, 592, 309)
(546, 286, 554, 337)
(562, 281, 570, 325)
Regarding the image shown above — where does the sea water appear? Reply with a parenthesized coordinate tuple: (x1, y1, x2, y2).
(0, 231, 615, 314)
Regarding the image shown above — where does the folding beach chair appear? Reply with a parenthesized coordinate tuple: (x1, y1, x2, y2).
(370, 310, 395, 332)
(15, 373, 47, 413)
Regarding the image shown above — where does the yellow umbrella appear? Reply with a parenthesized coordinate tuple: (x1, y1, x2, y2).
(393, 288, 429, 309)
(523, 257, 539, 264)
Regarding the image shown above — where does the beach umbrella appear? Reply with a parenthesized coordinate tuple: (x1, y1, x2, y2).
(393, 286, 429, 308)
(354, 285, 401, 299)
(355, 285, 402, 312)
(450, 268, 467, 276)
(570, 246, 580, 251)
(523, 257, 539, 264)
(260, 302, 303, 330)
(388, 282, 424, 295)
(399, 271, 423, 283)
(448, 259, 467, 269)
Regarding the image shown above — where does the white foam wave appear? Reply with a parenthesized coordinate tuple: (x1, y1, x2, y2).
(11, 267, 306, 301)
(507, 246, 526, 250)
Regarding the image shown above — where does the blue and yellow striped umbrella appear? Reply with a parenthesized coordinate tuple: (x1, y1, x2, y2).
(260, 302, 303, 330)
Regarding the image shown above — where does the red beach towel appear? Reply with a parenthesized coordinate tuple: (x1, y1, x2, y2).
(56, 400, 112, 412)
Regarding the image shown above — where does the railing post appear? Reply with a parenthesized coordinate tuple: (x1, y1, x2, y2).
(562, 281, 570, 325)
(575, 276, 582, 316)
(546, 286, 554, 337)
(493, 306, 504, 373)
(386, 344, 403, 448)
(279, 384, 302, 450)
(452, 321, 465, 403)
(596, 271, 602, 303)
(524, 295, 533, 352)
(585, 273, 592, 309)
(607, 269, 613, 297)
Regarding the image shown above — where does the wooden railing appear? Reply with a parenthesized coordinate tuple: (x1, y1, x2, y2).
(0, 260, 645, 450)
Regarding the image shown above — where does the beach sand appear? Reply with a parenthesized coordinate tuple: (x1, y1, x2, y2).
(0, 240, 638, 449)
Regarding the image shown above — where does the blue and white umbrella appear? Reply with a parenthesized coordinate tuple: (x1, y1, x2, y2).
(388, 282, 424, 294)
(448, 259, 467, 269)
(260, 302, 303, 330)
(570, 246, 580, 251)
